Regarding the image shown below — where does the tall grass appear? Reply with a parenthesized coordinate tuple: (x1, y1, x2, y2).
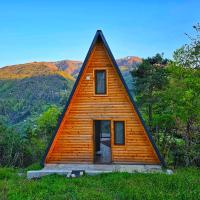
(0, 167, 199, 200)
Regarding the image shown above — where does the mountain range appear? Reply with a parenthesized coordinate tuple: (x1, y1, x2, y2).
(0, 56, 141, 80)
(0, 56, 141, 133)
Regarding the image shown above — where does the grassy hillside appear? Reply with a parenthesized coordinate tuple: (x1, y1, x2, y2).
(0, 62, 75, 81)
(0, 167, 199, 200)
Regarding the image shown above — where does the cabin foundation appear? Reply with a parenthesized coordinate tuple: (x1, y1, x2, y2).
(27, 164, 162, 179)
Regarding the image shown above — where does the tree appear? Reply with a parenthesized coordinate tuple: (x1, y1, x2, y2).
(154, 63, 200, 166)
(0, 121, 32, 167)
(131, 48, 200, 167)
(35, 105, 61, 140)
(131, 53, 168, 131)
(174, 23, 200, 68)
(26, 105, 61, 162)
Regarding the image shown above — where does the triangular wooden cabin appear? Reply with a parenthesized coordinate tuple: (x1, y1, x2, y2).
(43, 30, 165, 166)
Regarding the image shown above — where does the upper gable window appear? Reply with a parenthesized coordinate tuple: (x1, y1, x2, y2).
(95, 70, 107, 95)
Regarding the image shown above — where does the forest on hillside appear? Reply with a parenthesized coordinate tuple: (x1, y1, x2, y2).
(0, 24, 199, 168)
(0, 75, 73, 133)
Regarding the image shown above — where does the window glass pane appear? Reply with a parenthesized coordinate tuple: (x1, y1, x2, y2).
(114, 121, 125, 144)
(101, 120, 110, 138)
(95, 70, 106, 94)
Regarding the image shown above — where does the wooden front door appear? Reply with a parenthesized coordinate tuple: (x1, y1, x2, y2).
(94, 120, 111, 163)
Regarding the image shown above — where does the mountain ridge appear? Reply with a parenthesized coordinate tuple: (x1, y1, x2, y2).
(0, 56, 142, 80)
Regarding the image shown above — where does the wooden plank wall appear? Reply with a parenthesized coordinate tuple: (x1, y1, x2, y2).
(45, 39, 160, 165)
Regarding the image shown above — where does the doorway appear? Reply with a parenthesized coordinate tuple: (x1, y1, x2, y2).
(94, 120, 111, 163)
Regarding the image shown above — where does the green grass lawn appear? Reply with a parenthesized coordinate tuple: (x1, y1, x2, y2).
(0, 167, 199, 200)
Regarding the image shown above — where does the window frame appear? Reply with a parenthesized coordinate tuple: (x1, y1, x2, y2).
(114, 121, 125, 145)
(94, 69, 107, 95)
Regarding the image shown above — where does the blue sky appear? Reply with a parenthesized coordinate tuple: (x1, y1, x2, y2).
(0, 0, 199, 67)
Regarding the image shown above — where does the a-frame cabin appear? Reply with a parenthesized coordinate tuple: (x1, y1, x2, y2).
(43, 30, 165, 166)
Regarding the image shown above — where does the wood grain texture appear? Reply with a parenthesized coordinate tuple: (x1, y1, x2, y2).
(45, 40, 160, 165)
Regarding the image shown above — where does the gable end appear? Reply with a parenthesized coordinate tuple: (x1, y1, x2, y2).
(42, 30, 165, 167)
